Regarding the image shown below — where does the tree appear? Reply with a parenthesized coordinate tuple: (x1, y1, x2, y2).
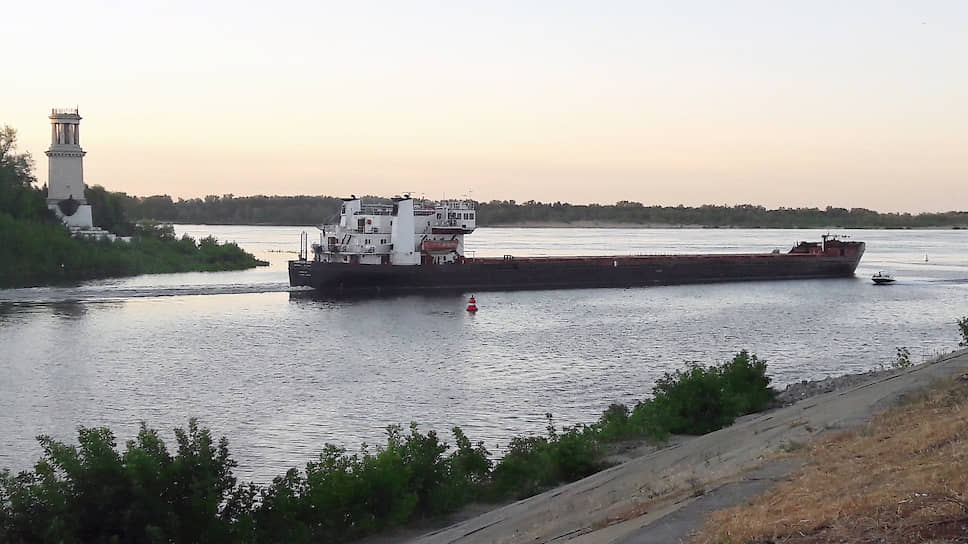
(0, 125, 48, 220)
(0, 125, 36, 188)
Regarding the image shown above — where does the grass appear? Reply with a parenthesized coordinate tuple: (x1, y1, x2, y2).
(690, 375, 968, 543)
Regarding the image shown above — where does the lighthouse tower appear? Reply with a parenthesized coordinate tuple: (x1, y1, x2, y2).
(46, 108, 93, 228)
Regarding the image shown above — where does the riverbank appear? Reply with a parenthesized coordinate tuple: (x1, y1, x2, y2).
(0, 215, 268, 288)
(484, 221, 967, 229)
(397, 349, 968, 543)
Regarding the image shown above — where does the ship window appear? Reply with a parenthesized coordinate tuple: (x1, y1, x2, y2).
(469, 213, 474, 219)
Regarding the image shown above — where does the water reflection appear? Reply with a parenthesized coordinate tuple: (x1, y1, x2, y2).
(287, 289, 467, 305)
(48, 300, 89, 319)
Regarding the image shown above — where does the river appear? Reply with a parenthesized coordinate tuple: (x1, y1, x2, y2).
(1, 226, 966, 482)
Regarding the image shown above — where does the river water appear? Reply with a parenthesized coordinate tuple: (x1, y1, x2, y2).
(1, 226, 966, 482)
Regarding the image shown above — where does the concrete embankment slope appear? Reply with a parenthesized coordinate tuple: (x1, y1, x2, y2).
(413, 350, 968, 544)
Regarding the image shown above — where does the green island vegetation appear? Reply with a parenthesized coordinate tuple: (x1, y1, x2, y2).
(0, 351, 775, 543)
(112, 193, 968, 229)
(0, 126, 267, 289)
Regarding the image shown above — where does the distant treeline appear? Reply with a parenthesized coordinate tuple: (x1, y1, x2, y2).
(116, 194, 968, 228)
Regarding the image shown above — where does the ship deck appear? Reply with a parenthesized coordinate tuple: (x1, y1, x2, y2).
(463, 252, 797, 264)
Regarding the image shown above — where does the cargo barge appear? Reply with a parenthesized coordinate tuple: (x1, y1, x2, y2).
(289, 197, 865, 294)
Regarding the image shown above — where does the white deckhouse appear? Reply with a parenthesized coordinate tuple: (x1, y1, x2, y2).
(307, 196, 477, 265)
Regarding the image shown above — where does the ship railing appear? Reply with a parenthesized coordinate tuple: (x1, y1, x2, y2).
(359, 207, 393, 216)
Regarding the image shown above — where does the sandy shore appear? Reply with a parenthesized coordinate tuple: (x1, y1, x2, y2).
(392, 350, 968, 544)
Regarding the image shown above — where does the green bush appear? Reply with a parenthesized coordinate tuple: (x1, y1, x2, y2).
(719, 350, 775, 414)
(253, 423, 491, 542)
(891, 347, 913, 369)
(595, 403, 632, 442)
(634, 350, 776, 436)
(490, 414, 602, 499)
(958, 316, 968, 347)
(648, 362, 737, 434)
(0, 419, 255, 543)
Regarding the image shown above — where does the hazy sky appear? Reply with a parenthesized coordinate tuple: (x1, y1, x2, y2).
(4, 1, 966, 212)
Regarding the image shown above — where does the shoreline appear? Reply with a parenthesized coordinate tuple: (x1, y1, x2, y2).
(153, 221, 967, 230)
(483, 221, 967, 230)
(380, 350, 968, 543)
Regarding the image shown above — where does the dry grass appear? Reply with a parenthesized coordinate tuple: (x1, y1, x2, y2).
(691, 376, 968, 543)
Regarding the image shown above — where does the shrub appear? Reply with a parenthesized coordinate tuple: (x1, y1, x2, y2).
(253, 423, 490, 542)
(0, 419, 253, 543)
(891, 347, 913, 369)
(595, 403, 632, 442)
(490, 414, 602, 499)
(648, 362, 737, 435)
(635, 351, 776, 436)
(958, 316, 968, 347)
(719, 350, 775, 414)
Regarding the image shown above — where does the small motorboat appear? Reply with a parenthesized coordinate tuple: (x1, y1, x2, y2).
(872, 271, 896, 285)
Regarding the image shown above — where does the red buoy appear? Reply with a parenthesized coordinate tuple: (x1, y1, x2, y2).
(466, 295, 478, 313)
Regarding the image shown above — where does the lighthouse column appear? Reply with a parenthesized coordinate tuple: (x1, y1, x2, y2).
(45, 108, 93, 229)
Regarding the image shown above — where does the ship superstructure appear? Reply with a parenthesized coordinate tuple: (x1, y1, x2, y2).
(304, 196, 476, 266)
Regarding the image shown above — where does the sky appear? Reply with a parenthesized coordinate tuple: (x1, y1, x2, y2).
(2, 1, 966, 212)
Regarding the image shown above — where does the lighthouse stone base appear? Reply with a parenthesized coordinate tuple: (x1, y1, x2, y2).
(49, 203, 94, 229)
(48, 203, 123, 240)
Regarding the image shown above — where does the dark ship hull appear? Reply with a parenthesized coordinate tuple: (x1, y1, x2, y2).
(289, 239, 866, 294)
